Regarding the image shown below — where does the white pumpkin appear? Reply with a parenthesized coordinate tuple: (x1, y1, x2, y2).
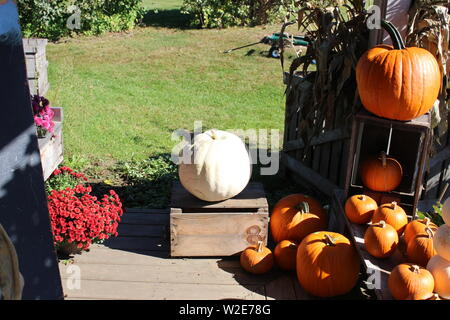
(427, 254, 450, 299)
(179, 129, 252, 202)
(442, 197, 450, 226)
(433, 224, 450, 262)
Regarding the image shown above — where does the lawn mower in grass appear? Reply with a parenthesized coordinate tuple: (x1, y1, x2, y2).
(224, 33, 310, 58)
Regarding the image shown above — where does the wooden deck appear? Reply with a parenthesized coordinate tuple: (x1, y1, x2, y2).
(59, 208, 310, 300)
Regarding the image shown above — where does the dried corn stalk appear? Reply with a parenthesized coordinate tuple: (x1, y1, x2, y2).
(407, 1, 450, 152)
(283, 1, 369, 160)
(0, 224, 24, 300)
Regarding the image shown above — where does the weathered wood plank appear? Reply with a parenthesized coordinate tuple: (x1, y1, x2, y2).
(281, 153, 338, 196)
(429, 146, 450, 169)
(71, 245, 243, 268)
(117, 224, 167, 238)
(170, 182, 268, 210)
(264, 274, 298, 300)
(58, 262, 279, 286)
(62, 280, 267, 300)
(120, 212, 169, 225)
(283, 129, 349, 152)
(103, 236, 168, 251)
(38, 121, 63, 181)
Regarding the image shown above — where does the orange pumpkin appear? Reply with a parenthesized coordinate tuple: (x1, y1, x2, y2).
(274, 240, 298, 271)
(360, 152, 403, 192)
(404, 217, 438, 244)
(372, 202, 408, 236)
(364, 220, 399, 258)
(240, 241, 274, 274)
(356, 20, 441, 121)
(388, 264, 434, 300)
(296, 231, 360, 298)
(407, 227, 436, 267)
(344, 194, 378, 224)
(270, 194, 327, 243)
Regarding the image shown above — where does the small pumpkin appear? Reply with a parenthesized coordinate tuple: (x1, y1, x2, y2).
(433, 224, 450, 261)
(441, 197, 450, 226)
(270, 194, 327, 243)
(388, 263, 435, 300)
(364, 220, 399, 258)
(360, 152, 403, 192)
(344, 194, 378, 224)
(240, 241, 274, 274)
(372, 202, 408, 236)
(296, 231, 360, 298)
(356, 20, 441, 121)
(274, 240, 298, 271)
(427, 254, 450, 300)
(406, 227, 436, 267)
(404, 217, 438, 244)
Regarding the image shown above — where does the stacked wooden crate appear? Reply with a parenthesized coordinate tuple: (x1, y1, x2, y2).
(23, 38, 49, 96)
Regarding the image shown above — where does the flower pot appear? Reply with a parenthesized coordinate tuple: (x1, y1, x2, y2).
(57, 242, 82, 256)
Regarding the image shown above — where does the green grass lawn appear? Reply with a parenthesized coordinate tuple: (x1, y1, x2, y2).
(45, 0, 301, 207)
(47, 5, 291, 163)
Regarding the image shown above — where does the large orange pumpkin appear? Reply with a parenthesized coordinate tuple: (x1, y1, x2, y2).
(388, 264, 434, 300)
(240, 241, 274, 274)
(270, 194, 327, 243)
(356, 20, 441, 121)
(344, 194, 378, 224)
(364, 220, 399, 258)
(372, 202, 408, 236)
(274, 240, 298, 271)
(360, 152, 403, 192)
(296, 231, 360, 298)
(404, 217, 438, 244)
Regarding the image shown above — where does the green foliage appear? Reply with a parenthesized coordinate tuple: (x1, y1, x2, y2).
(17, 0, 145, 40)
(45, 169, 87, 194)
(417, 202, 445, 226)
(181, 0, 295, 28)
(115, 154, 177, 208)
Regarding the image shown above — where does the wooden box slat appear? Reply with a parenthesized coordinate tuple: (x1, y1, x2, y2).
(170, 182, 269, 257)
(170, 181, 268, 211)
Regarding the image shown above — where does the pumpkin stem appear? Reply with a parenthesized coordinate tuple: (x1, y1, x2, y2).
(380, 20, 406, 50)
(257, 241, 264, 253)
(410, 264, 421, 274)
(380, 151, 387, 168)
(324, 234, 336, 246)
(423, 217, 430, 226)
(296, 201, 310, 214)
(391, 201, 397, 210)
(358, 195, 366, 201)
(210, 130, 217, 140)
(424, 227, 434, 238)
(376, 220, 386, 228)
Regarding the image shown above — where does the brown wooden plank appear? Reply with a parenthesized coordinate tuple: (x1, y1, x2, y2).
(120, 212, 169, 225)
(264, 274, 298, 300)
(312, 144, 322, 173)
(58, 262, 279, 286)
(281, 153, 338, 196)
(71, 245, 242, 268)
(103, 236, 168, 251)
(319, 142, 331, 180)
(170, 182, 268, 210)
(38, 122, 63, 181)
(291, 277, 313, 300)
(283, 129, 349, 152)
(429, 145, 450, 169)
(117, 224, 167, 238)
(62, 279, 267, 300)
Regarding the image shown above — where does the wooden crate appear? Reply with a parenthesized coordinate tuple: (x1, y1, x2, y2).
(38, 107, 63, 181)
(170, 181, 269, 257)
(332, 189, 406, 300)
(344, 110, 432, 217)
(23, 38, 49, 96)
